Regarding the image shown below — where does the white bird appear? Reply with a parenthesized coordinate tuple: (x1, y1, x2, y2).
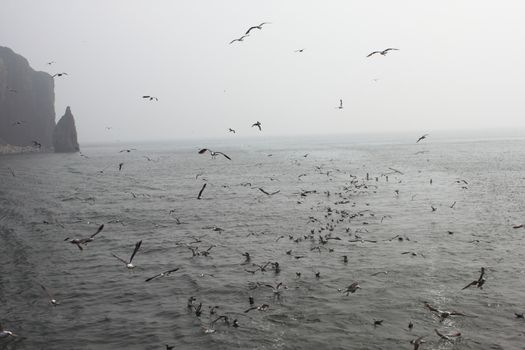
(64, 224, 105, 250)
(40, 284, 60, 306)
(0, 324, 17, 338)
(112, 240, 142, 269)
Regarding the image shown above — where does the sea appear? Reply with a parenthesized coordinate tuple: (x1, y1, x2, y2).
(1, 132, 525, 350)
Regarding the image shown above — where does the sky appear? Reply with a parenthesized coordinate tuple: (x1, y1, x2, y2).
(1, 0, 525, 143)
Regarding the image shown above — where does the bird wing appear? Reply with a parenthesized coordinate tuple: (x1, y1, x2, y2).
(259, 22, 270, 26)
(129, 240, 142, 263)
(40, 284, 53, 299)
(145, 273, 162, 282)
(245, 26, 258, 35)
(384, 48, 399, 52)
(244, 306, 257, 313)
(197, 183, 207, 199)
(90, 224, 105, 238)
(229, 38, 240, 44)
(269, 190, 280, 195)
(112, 253, 128, 265)
(258, 188, 270, 195)
(216, 152, 232, 160)
(198, 148, 209, 154)
(367, 51, 381, 57)
(461, 280, 477, 290)
(142, 95, 150, 98)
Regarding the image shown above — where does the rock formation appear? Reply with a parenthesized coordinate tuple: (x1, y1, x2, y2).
(0, 46, 56, 148)
(53, 107, 79, 152)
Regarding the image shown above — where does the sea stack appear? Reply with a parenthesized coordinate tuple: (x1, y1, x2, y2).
(53, 106, 79, 153)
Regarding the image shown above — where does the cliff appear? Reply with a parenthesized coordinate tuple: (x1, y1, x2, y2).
(0, 46, 56, 148)
(53, 106, 79, 152)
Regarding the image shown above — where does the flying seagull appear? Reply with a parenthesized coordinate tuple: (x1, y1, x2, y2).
(145, 268, 180, 282)
(258, 188, 280, 196)
(0, 324, 17, 338)
(462, 267, 486, 290)
(367, 48, 399, 57)
(112, 240, 142, 269)
(40, 284, 60, 306)
(119, 148, 137, 153)
(244, 303, 270, 313)
(295, 48, 305, 53)
(198, 148, 231, 160)
(52, 72, 68, 77)
(11, 121, 26, 126)
(416, 134, 429, 143)
(339, 281, 361, 295)
(228, 128, 236, 133)
(118, 162, 124, 171)
(32, 141, 42, 148)
(252, 121, 262, 131)
(229, 34, 249, 44)
(245, 22, 270, 35)
(64, 224, 105, 250)
(336, 99, 343, 109)
(46, 61, 55, 65)
(423, 302, 467, 319)
(410, 336, 426, 350)
(142, 95, 158, 101)
(197, 183, 207, 199)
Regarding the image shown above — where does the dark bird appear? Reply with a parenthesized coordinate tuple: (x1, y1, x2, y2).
(119, 148, 137, 153)
(46, 61, 55, 65)
(408, 321, 413, 330)
(245, 22, 270, 35)
(229, 128, 236, 133)
(339, 282, 360, 295)
(462, 267, 486, 290)
(112, 240, 142, 269)
(52, 72, 68, 77)
(118, 162, 124, 171)
(295, 48, 305, 53)
(229, 34, 249, 44)
(258, 188, 280, 196)
(198, 148, 231, 160)
(40, 284, 60, 306)
(11, 121, 26, 126)
(336, 99, 343, 110)
(252, 121, 262, 131)
(32, 141, 42, 148)
(145, 268, 180, 282)
(515, 312, 524, 318)
(416, 134, 429, 143)
(166, 345, 174, 350)
(197, 183, 207, 200)
(64, 224, 105, 250)
(367, 48, 399, 57)
(373, 319, 383, 327)
(142, 95, 158, 101)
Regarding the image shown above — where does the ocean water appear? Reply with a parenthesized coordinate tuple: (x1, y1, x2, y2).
(1, 135, 525, 350)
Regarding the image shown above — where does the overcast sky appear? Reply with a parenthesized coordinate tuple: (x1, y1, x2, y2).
(1, 0, 524, 143)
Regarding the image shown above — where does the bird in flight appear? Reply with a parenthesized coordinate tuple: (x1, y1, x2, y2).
(336, 99, 343, 110)
(112, 240, 142, 269)
(245, 22, 270, 35)
(229, 34, 249, 44)
(339, 281, 361, 295)
(410, 336, 426, 350)
(119, 148, 136, 153)
(145, 268, 180, 282)
(258, 188, 280, 196)
(46, 61, 55, 65)
(11, 121, 26, 126)
(228, 128, 236, 133)
(6, 86, 17, 93)
(64, 224, 105, 250)
(52, 72, 68, 77)
(367, 48, 399, 57)
(252, 121, 262, 131)
(40, 284, 60, 306)
(295, 48, 305, 53)
(197, 183, 207, 200)
(416, 134, 429, 143)
(0, 324, 17, 338)
(462, 267, 486, 290)
(198, 148, 231, 160)
(142, 95, 158, 101)
(118, 162, 124, 171)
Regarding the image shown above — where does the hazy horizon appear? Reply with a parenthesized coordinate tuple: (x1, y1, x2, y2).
(2, 0, 525, 143)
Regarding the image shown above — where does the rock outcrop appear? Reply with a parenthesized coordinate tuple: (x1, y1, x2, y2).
(0, 46, 56, 148)
(53, 107, 79, 152)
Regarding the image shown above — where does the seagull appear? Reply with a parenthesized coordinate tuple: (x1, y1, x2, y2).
(416, 134, 429, 143)
(258, 188, 280, 196)
(423, 302, 467, 319)
(339, 282, 360, 295)
(462, 267, 486, 290)
(32, 141, 42, 148)
(142, 95, 158, 101)
(295, 48, 305, 53)
(252, 121, 262, 131)
(244, 303, 270, 313)
(228, 128, 236, 133)
(410, 336, 426, 350)
(198, 148, 231, 160)
(40, 284, 60, 306)
(52, 72, 68, 77)
(197, 183, 207, 200)
(11, 121, 26, 126)
(6, 87, 17, 93)
(64, 224, 105, 250)
(245, 22, 270, 35)
(112, 240, 142, 269)
(0, 324, 17, 338)
(118, 162, 124, 171)
(7, 167, 16, 177)
(119, 148, 136, 153)
(336, 99, 343, 110)
(145, 268, 180, 282)
(229, 34, 249, 44)
(435, 328, 461, 341)
(46, 61, 55, 65)
(367, 48, 399, 57)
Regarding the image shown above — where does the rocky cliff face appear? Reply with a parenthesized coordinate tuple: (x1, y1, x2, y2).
(0, 46, 56, 148)
(53, 107, 79, 153)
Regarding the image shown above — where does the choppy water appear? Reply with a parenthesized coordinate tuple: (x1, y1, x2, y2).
(1, 136, 525, 350)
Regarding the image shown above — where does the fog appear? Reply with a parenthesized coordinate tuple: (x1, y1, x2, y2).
(1, 0, 524, 143)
